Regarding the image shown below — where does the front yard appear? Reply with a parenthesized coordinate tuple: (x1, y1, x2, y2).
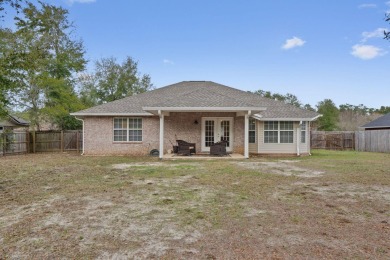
(0, 150, 389, 259)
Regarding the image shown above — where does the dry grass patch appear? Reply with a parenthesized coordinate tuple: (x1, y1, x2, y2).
(1, 151, 390, 259)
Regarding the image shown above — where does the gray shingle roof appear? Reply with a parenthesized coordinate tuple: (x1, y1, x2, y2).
(72, 81, 320, 120)
(361, 113, 390, 128)
(0, 115, 29, 127)
(9, 115, 29, 126)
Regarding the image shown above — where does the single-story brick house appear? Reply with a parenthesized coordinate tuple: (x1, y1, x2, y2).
(71, 81, 320, 158)
(361, 112, 390, 130)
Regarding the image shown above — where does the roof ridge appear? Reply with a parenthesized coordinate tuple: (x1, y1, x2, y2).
(146, 87, 212, 107)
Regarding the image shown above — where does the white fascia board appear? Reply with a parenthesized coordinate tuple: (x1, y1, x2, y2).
(142, 107, 267, 112)
(70, 112, 153, 117)
(250, 114, 263, 120)
(257, 116, 321, 121)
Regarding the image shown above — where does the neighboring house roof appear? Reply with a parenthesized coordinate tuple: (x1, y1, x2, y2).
(0, 115, 30, 128)
(71, 81, 320, 120)
(361, 113, 390, 129)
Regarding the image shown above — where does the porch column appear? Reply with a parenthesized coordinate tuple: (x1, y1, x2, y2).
(244, 111, 250, 159)
(159, 110, 164, 159)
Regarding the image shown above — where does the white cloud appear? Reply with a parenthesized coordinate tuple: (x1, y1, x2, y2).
(163, 59, 174, 65)
(281, 37, 306, 50)
(361, 27, 388, 42)
(67, 0, 96, 5)
(358, 3, 377, 8)
(351, 44, 386, 59)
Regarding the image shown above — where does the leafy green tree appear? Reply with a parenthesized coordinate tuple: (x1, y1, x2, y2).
(79, 56, 153, 105)
(0, 0, 28, 116)
(4, 2, 86, 130)
(253, 89, 302, 108)
(339, 103, 375, 115)
(283, 93, 302, 108)
(0, 0, 25, 18)
(0, 29, 14, 117)
(376, 106, 390, 114)
(316, 99, 339, 131)
(303, 103, 315, 111)
(252, 89, 272, 98)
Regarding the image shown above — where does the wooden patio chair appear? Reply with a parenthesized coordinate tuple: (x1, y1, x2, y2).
(210, 141, 227, 156)
(176, 140, 196, 155)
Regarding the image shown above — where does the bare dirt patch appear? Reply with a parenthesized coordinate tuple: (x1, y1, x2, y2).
(234, 160, 325, 177)
(1, 151, 390, 259)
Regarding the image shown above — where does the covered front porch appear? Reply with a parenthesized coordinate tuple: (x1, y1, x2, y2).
(142, 107, 266, 159)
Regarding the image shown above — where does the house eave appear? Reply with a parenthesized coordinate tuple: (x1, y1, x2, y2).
(70, 112, 154, 117)
(142, 106, 267, 115)
(362, 126, 390, 129)
(256, 116, 322, 122)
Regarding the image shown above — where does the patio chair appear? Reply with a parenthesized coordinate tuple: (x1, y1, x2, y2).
(176, 140, 196, 155)
(210, 141, 227, 156)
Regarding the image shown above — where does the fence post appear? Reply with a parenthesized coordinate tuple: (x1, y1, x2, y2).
(32, 131, 36, 153)
(76, 131, 80, 153)
(1, 132, 5, 156)
(61, 130, 64, 152)
(26, 130, 29, 154)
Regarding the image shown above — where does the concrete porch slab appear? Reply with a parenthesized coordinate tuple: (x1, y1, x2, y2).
(162, 153, 246, 160)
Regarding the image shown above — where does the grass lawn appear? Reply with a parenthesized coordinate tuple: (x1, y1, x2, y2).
(0, 150, 389, 259)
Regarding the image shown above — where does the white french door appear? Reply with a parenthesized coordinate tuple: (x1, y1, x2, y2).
(201, 117, 234, 152)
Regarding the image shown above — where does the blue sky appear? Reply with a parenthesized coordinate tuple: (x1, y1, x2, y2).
(5, 0, 390, 108)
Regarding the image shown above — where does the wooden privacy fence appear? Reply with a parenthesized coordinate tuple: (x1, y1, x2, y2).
(355, 130, 390, 153)
(0, 131, 29, 156)
(1, 130, 83, 156)
(311, 131, 355, 150)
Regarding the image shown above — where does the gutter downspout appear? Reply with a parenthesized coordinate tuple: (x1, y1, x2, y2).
(297, 121, 302, 156)
(75, 117, 85, 155)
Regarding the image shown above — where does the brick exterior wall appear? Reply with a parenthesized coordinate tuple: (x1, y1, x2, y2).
(83, 112, 245, 156)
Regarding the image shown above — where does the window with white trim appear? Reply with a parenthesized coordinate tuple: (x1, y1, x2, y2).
(249, 119, 256, 143)
(264, 121, 294, 143)
(264, 121, 278, 143)
(113, 118, 142, 142)
(280, 121, 294, 143)
(301, 121, 306, 143)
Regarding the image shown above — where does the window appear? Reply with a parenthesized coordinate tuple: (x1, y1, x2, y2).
(113, 118, 142, 142)
(280, 121, 293, 143)
(128, 118, 142, 141)
(249, 119, 256, 143)
(301, 121, 306, 143)
(264, 121, 278, 143)
(264, 121, 294, 144)
(114, 118, 127, 141)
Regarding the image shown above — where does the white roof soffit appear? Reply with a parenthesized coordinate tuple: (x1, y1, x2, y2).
(142, 107, 267, 115)
(253, 114, 322, 121)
